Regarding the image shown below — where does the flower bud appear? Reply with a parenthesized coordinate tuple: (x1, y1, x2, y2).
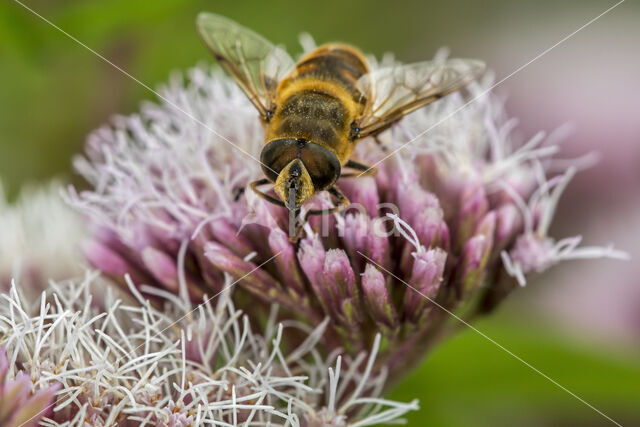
(362, 264, 398, 332)
(404, 249, 447, 323)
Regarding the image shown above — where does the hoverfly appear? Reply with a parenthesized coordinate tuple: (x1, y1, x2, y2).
(197, 13, 484, 242)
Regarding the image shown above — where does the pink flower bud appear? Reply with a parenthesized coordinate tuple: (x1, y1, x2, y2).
(362, 264, 398, 330)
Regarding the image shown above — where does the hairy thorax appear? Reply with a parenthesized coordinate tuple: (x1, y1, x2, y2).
(265, 44, 369, 165)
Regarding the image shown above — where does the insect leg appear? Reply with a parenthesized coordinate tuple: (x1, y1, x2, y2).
(373, 135, 389, 152)
(249, 179, 286, 207)
(307, 186, 350, 215)
(233, 187, 245, 201)
(340, 160, 378, 178)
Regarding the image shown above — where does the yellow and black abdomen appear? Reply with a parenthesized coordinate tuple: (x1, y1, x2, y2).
(266, 44, 370, 164)
(295, 44, 370, 96)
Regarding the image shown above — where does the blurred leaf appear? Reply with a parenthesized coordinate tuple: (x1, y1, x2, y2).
(389, 308, 640, 426)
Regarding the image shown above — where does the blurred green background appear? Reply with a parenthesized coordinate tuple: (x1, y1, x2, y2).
(2, 1, 639, 425)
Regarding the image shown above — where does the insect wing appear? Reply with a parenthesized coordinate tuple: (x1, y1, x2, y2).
(197, 13, 294, 118)
(354, 59, 485, 138)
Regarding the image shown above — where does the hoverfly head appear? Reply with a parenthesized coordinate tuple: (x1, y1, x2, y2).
(274, 158, 315, 212)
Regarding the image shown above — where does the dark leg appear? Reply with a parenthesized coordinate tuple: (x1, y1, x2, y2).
(233, 187, 245, 201)
(340, 160, 378, 178)
(374, 135, 389, 152)
(249, 179, 286, 208)
(307, 186, 350, 216)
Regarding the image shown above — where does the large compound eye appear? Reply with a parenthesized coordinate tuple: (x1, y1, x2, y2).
(260, 139, 298, 182)
(300, 143, 341, 190)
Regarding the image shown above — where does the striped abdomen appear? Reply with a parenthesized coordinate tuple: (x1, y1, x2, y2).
(266, 44, 370, 164)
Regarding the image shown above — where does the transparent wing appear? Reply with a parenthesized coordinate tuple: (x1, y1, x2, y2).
(197, 13, 295, 119)
(354, 59, 485, 138)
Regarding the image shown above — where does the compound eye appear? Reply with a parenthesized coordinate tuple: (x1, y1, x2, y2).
(260, 139, 298, 182)
(300, 143, 341, 190)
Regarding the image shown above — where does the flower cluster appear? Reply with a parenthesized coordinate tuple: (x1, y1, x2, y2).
(68, 60, 625, 383)
(0, 274, 417, 426)
(0, 347, 59, 427)
(0, 181, 85, 295)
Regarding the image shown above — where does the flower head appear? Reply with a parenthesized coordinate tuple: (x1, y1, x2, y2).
(0, 273, 416, 426)
(68, 58, 625, 383)
(0, 181, 85, 295)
